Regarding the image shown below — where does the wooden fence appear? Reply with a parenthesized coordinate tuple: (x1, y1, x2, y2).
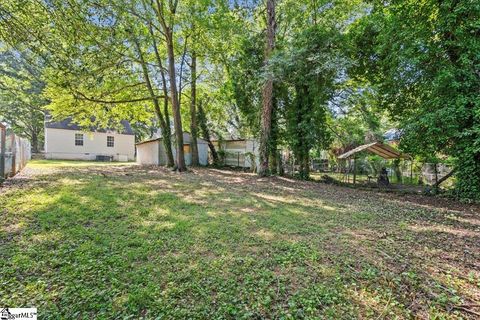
(0, 125, 31, 182)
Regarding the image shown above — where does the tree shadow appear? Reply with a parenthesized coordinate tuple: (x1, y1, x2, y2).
(0, 164, 478, 319)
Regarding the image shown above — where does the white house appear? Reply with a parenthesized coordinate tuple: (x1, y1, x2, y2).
(44, 116, 135, 161)
(136, 132, 208, 166)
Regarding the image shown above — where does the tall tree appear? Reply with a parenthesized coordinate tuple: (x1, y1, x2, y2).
(0, 49, 46, 152)
(189, 49, 199, 166)
(273, 26, 340, 178)
(145, 21, 175, 167)
(153, 0, 186, 171)
(131, 31, 175, 166)
(258, 0, 276, 176)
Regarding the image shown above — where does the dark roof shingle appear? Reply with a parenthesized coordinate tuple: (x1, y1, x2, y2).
(45, 115, 134, 135)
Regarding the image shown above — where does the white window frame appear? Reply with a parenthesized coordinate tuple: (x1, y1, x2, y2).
(75, 133, 84, 146)
(107, 135, 114, 148)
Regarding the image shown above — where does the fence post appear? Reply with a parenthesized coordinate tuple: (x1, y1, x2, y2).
(10, 134, 16, 177)
(0, 124, 5, 181)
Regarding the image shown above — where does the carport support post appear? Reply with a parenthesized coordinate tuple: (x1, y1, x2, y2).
(353, 157, 357, 185)
(410, 160, 413, 184)
(0, 125, 5, 181)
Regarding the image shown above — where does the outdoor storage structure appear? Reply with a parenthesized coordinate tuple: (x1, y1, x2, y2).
(211, 139, 260, 169)
(0, 124, 31, 181)
(44, 115, 135, 161)
(136, 132, 208, 166)
(337, 141, 410, 184)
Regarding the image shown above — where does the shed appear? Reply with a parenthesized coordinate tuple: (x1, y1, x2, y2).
(136, 132, 208, 166)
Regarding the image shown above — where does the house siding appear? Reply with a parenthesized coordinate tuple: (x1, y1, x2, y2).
(45, 128, 135, 161)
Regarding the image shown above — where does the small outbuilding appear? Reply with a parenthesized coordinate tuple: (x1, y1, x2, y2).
(136, 132, 208, 166)
(211, 139, 259, 169)
(337, 141, 410, 185)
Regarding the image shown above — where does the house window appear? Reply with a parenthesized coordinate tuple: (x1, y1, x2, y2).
(75, 133, 84, 146)
(107, 136, 114, 147)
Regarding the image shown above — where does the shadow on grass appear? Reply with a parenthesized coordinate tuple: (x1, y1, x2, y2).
(0, 164, 478, 319)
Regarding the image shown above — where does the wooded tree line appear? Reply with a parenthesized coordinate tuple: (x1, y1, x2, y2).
(0, 0, 478, 200)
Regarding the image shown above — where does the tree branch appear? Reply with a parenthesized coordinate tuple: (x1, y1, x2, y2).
(74, 91, 164, 104)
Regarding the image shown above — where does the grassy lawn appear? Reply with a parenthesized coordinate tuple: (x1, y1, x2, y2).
(27, 159, 134, 168)
(1, 160, 479, 319)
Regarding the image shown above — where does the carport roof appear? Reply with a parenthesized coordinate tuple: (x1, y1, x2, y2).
(338, 142, 410, 160)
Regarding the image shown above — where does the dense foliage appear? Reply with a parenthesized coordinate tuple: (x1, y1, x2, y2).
(0, 0, 479, 199)
(349, 0, 480, 200)
(0, 48, 46, 152)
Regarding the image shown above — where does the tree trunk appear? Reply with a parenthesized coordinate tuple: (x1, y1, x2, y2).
(433, 162, 439, 193)
(433, 167, 456, 187)
(133, 36, 174, 166)
(278, 151, 284, 176)
(393, 159, 402, 183)
(154, 0, 186, 171)
(31, 130, 39, 153)
(161, 95, 175, 167)
(198, 100, 219, 164)
(149, 23, 174, 167)
(189, 51, 199, 166)
(268, 94, 278, 174)
(166, 29, 186, 171)
(258, 0, 276, 177)
(298, 153, 310, 179)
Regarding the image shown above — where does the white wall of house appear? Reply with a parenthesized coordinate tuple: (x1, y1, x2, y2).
(45, 128, 135, 161)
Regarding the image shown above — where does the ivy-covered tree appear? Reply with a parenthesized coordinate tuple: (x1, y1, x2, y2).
(350, 0, 480, 200)
(272, 26, 343, 178)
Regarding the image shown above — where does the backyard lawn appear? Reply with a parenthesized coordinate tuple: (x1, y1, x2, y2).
(0, 160, 479, 319)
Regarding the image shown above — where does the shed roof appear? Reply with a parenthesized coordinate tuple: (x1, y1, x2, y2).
(338, 142, 409, 160)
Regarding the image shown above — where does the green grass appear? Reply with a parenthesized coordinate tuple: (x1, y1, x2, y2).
(0, 160, 478, 319)
(27, 159, 134, 168)
(310, 172, 421, 185)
